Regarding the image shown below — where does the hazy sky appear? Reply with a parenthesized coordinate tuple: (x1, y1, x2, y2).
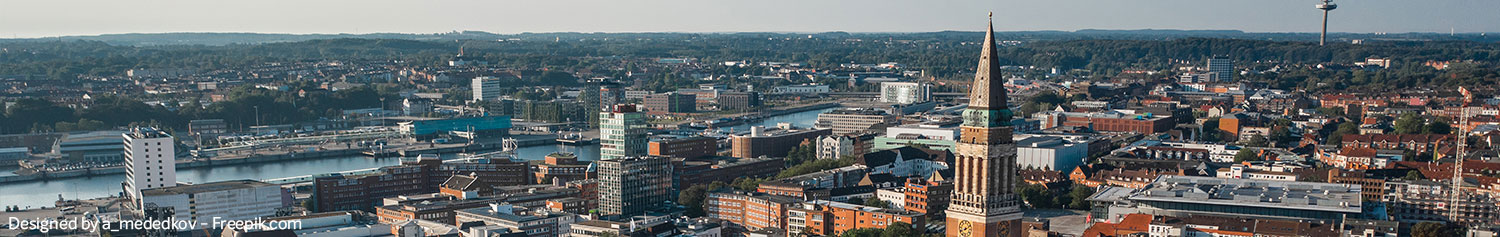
(2, 0, 1496, 38)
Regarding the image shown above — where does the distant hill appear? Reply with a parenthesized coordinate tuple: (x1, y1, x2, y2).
(1, 30, 1495, 46)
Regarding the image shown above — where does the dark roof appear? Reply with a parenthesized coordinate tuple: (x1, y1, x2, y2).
(858, 146, 952, 167)
(441, 174, 478, 191)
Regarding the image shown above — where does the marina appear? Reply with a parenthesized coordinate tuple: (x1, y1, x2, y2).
(0, 108, 827, 209)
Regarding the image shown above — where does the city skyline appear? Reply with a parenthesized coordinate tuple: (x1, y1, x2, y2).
(3, 0, 1500, 38)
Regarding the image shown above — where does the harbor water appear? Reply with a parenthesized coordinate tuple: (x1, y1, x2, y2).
(0, 108, 823, 209)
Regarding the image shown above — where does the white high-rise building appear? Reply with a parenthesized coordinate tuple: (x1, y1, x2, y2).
(471, 76, 504, 102)
(1207, 55, 1234, 82)
(600, 105, 647, 160)
(124, 127, 176, 204)
(879, 82, 932, 104)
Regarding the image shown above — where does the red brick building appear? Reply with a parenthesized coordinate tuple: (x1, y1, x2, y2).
(705, 191, 802, 230)
(649, 136, 718, 159)
(902, 177, 953, 219)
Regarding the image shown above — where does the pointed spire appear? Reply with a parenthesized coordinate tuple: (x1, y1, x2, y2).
(968, 12, 1008, 110)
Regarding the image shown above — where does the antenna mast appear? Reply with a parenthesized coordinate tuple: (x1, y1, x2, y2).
(1316, 0, 1338, 46)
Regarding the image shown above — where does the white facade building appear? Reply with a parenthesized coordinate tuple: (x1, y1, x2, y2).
(125, 127, 176, 203)
(139, 180, 286, 224)
(471, 76, 504, 102)
(874, 188, 906, 209)
(1014, 136, 1089, 171)
(879, 82, 932, 104)
(770, 84, 830, 95)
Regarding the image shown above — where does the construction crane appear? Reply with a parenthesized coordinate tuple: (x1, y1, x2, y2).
(1449, 88, 1472, 222)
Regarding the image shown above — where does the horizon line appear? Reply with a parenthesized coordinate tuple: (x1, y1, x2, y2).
(2, 29, 1494, 40)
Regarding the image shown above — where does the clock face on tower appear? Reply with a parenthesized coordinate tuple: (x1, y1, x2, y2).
(957, 220, 973, 237)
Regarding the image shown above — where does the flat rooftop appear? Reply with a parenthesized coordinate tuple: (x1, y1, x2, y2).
(142, 180, 276, 196)
(1127, 175, 1361, 214)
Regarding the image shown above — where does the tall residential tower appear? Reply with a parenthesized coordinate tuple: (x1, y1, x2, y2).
(124, 127, 177, 206)
(600, 104, 647, 160)
(945, 14, 1024, 237)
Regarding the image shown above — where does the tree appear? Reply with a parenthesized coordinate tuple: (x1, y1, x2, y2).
(1017, 183, 1058, 208)
(1200, 118, 1223, 142)
(863, 197, 892, 208)
(731, 177, 766, 191)
(1243, 135, 1269, 147)
(838, 223, 917, 237)
(1425, 117, 1453, 135)
(1411, 222, 1460, 237)
(1394, 113, 1426, 134)
(1326, 122, 1360, 145)
(678, 182, 727, 217)
(1403, 170, 1423, 180)
(1268, 127, 1295, 146)
(1066, 184, 1096, 210)
(785, 143, 819, 167)
(1234, 149, 1262, 163)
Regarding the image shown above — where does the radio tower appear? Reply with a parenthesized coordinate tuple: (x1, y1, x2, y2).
(1316, 0, 1338, 46)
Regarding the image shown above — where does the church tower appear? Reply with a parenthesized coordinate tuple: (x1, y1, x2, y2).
(945, 13, 1023, 237)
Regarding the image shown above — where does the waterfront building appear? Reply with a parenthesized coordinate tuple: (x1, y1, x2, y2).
(137, 180, 288, 224)
(675, 89, 720, 107)
(649, 136, 717, 159)
(717, 91, 762, 111)
(531, 152, 593, 185)
(730, 125, 832, 159)
(312, 156, 531, 212)
(770, 84, 830, 95)
(879, 82, 933, 104)
(600, 105, 647, 160)
(398, 115, 512, 141)
(945, 16, 1025, 237)
(597, 156, 673, 217)
(814, 108, 899, 135)
(125, 127, 176, 205)
(644, 92, 696, 113)
(187, 119, 228, 144)
(402, 98, 434, 116)
(313, 157, 442, 212)
(472, 76, 504, 102)
(57, 130, 127, 163)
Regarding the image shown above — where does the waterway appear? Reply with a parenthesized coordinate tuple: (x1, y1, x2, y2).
(0, 108, 825, 209)
(717, 107, 836, 134)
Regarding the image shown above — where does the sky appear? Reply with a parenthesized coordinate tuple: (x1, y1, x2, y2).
(1, 0, 1497, 38)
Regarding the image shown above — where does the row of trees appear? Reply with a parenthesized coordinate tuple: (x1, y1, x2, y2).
(7, 36, 1499, 83)
(1, 85, 400, 135)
